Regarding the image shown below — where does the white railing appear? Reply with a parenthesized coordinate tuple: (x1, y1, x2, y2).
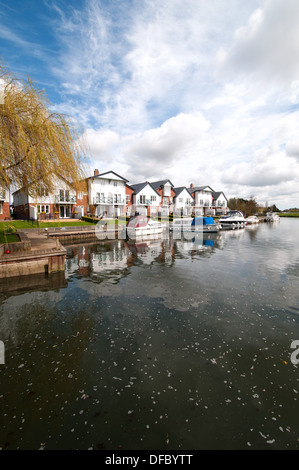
(55, 194, 76, 203)
(94, 196, 126, 205)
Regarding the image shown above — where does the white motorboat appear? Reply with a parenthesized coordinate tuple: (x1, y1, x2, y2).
(265, 212, 280, 222)
(219, 211, 246, 229)
(127, 215, 165, 239)
(246, 215, 260, 224)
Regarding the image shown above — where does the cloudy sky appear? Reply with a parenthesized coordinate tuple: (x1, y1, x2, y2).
(1, 0, 299, 209)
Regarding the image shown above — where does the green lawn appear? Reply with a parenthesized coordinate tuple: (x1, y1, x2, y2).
(0, 219, 94, 244)
(0, 232, 19, 244)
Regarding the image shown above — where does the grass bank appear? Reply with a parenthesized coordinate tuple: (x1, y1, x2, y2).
(278, 212, 299, 217)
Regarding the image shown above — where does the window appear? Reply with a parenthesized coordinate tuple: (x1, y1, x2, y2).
(140, 195, 146, 204)
(126, 195, 131, 202)
(37, 205, 49, 213)
(0, 202, 3, 214)
(150, 195, 156, 202)
(37, 188, 48, 197)
(77, 192, 83, 200)
(114, 181, 118, 187)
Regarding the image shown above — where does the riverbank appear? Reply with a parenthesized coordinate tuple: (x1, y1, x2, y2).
(0, 220, 126, 278)
(0, 229, 66, 278)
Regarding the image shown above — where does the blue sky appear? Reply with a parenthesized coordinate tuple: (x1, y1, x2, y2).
(1, 0, 299, 209)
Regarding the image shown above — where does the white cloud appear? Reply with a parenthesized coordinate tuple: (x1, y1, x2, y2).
(126, 113, 209, 162)
(286, 140, 299, 160)
(4, 0, 299, 209)
(218, 0, 299, 85)
(83, 128, 120, 160)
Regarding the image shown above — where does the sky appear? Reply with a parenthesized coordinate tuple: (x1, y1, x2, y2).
(1, 0, 299, 209)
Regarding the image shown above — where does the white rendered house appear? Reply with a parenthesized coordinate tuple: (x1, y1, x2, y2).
(189, 185, 214, 215)
(173, 187, 194, 216)
(212, 191, 228, 215)
(88, 170, 128, 218)
(129, 182, 161, 216)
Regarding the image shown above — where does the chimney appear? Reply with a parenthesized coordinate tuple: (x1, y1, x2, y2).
(190, 183, 194, 189)
(94, 169, 99, 176)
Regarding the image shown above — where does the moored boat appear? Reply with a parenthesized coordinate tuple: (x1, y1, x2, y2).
(127, 215, 165, 239)
(246, 215, 260, 224)
(219, 211, 246, 229)
(265, 212, 280, 222)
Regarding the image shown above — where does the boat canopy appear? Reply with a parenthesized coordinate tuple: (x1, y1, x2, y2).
(192, 216, 215, 226)
(127, 215, 149, 228)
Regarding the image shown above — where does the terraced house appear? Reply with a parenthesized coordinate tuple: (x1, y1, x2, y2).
(128, 181, 161, 217)
(11, 168, 227, 220)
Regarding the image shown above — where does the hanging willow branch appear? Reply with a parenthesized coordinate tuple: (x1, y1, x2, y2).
(0, 61, 87, 196)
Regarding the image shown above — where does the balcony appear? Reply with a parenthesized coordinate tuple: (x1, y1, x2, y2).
(137, 199, 152, 205)
(94, 196, 126, 205)
(55, 194, 76, 204)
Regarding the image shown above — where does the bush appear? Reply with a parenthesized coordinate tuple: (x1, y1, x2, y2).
(81, 216, 100, 224)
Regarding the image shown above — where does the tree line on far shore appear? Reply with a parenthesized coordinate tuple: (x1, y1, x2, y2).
(227, 197, 280, 217)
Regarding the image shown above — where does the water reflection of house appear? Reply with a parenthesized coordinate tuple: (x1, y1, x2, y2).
(90, 241, 129, 273)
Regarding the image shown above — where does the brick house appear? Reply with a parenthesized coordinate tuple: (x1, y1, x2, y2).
(0, 188, 10, 220)
(13, 177, 78, 220)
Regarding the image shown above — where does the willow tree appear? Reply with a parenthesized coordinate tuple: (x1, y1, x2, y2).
(0, 62, 86, 195)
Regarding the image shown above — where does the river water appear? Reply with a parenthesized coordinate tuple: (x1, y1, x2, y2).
(0, 218, 298, 450)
